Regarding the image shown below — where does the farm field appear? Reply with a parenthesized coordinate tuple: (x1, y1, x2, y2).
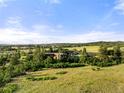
(65, 46, 124, 53)
(11, 64, 124, 93)
(64, 46, 100, 52)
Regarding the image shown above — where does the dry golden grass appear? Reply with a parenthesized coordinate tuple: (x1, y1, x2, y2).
(10, 64, 124, 93)
(65, 46, 100, 53)
(65, 46, 124, 53)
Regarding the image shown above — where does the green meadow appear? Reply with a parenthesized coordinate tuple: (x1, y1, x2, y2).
(11, 64, 124, 93)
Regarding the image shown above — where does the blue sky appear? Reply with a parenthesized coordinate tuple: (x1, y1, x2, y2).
(0, 0, 124, 44)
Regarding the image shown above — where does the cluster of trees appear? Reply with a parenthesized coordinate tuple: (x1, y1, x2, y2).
(24, 46, 84, 71)
(0, 51, 25, 87)
(79, 46, 122, 67)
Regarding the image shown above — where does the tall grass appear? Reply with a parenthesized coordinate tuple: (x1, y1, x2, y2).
(9, 64, 124, 93)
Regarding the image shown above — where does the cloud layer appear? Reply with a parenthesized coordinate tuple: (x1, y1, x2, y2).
(44, 0, 61, 4)
(0, 15, 123, 44)
(114, 0, 124, 14)
(0, 0, 15, 7)
(0, 27, 123, 44)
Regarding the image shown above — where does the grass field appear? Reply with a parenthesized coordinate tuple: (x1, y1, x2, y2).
(65, 46, 124, 53)
(10, 64, 124, 93)
(65, 46, 100, 52)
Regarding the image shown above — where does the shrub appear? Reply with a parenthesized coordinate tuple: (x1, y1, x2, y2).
(56, 71, 68, 75)
(37, 76, 57, 81)
(26, 75, 35, 81)
(68, 63, 85, 68)
(50, 63, 69, 68)
(1, 84, 18, 93)
(92, 67, 101, 71)
(26, 75, 57, 81)
(49, 63, 85, 68)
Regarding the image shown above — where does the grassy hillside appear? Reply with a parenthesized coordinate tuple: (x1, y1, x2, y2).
(11, 64, 124, 93)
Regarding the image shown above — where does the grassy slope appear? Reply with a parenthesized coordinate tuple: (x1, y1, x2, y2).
(11, 64, 124, 93)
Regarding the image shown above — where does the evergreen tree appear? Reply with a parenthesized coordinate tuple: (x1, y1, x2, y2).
(79, 48, 88, 64)
(99, 45, 108, 55)
(49, 46, 53, 52)
(98, 45, 109, 66)
(44, 57, 53, 64)
(113, 46, 122, 64)
(0, 55, 6, 66)
(10, 52, 20, 65)
(31, 47, 45, 70)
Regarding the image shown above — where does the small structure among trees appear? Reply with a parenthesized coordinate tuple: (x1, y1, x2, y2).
(45, 53, 64, 60)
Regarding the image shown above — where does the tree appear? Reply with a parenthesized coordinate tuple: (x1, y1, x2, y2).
(26, 53, 33, 62)
(10, 52, 20, 65)
(28, 48, 33, 54)
(79, 48, 89, 64)
(49, 46, 53, 52)
(113, 46, 122, 64)
(13, 64, 25, 77)
(0, 55, 6, 66)
(44, 57, 53, 64)
(31, 47, 45, 70)
(33, 47, 45, 63)
(99, 46, 108, 60)
(99, 45, 108, 55)
(3, 69, 11, 83)
(0, 69, 4, 86)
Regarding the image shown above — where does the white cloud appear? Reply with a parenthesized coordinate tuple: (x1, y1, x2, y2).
(0, 0, 7, 7)
(109, 22, 120, 26)
(6, 16, 23, 29)
(62, 31, 124, 43)
(114, 0, 124, 15)
(0, 28, 48, 44)
(0, 17, 64, 44)
(0, 16, 124, 44)
(7, 16, 22, 25)
(0, 0, 15, 7)
(0, 27, 123, 44)
(32, 24, 63, 34)
(44, 0, 61, 5)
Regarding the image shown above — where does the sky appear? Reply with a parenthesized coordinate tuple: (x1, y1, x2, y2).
(0, 0, 124, 44)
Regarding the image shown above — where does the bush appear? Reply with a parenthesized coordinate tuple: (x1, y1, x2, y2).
(1, 84, 18, 93)
(68, 63, 85, 68)
(26, 75, 57, 81)
(92, 67, 101, 71)
(48, 63, 85, 68)
(26, 75, 35, 80)
(36, 76, 57, 81)
(56, 71, 68, 75)
(12, 64, 26, 77)
(96, 62, 114, 67)
(52, 63, 69, 68)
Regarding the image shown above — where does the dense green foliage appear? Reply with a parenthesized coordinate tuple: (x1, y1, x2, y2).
(92, 45, 122, 67)
(0, 84, 17, 93)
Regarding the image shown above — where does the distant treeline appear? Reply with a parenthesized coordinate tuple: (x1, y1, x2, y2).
(0, 41, 124, 49)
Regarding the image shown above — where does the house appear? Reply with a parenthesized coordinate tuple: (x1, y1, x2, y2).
(45, 53, 64, 60)
(45, 50, 79, 60)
